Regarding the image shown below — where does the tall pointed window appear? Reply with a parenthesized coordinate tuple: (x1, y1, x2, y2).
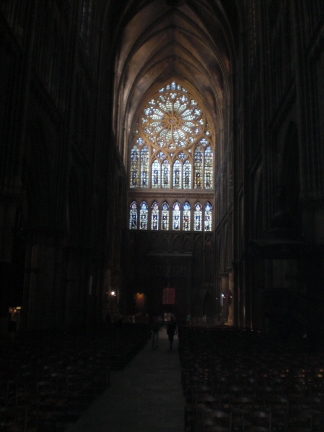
(130, 146, 139, 187)
(162, 160, 170, 188)
(151, 201, 159, 230)
(140, 146, 149, 187)
(204, 202, 212, 231)
(173, 160, 182, 189)
(194, 147, 203, 188)
(183, 201, 191, 231)
(139, 201, 148, 230)
(129, 201, 138, 229)
(183, 160, 191, 189)
(161, 201, 169, 230)
(194, 202, 202, 231)
(152, 160, 160, 188)
(204, 146, 213, 189)
(172, 201, 181, 230)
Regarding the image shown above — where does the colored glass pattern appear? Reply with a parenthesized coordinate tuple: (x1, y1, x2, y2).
(139, 201, 148, 230)
(151, 201, 159, 230)
(204, 146, 213, 189)
(173, 160, 182, 189)
(194, 202, 202, 231)
(183, 201, 191, 231)
(161, 201, 169, 230)
(172, 201, 181, 230)
(129, 201, 138, 229)
(204, 202, 212, 231)
(140, 146, 149, 187)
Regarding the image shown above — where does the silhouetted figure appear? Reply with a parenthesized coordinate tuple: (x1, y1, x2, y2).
(167, 316, 177, 350)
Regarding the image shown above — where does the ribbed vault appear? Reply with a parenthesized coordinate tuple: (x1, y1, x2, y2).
(106, 0, 239, 166)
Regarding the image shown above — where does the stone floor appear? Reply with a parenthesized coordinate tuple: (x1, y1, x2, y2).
(66, 328, 185, 432)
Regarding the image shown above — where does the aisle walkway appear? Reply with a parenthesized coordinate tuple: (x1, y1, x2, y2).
(66, 327, 185, 432)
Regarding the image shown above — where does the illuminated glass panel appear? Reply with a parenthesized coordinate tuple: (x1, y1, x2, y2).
(194, 146, 203, 189)
(130, 146, 139, 188)
(183, 201, 191, 231)
(161, 160, 170, 188)
(204, 146, 213, 189)
(204, 202, 212, 231)
(194, 202, 202, 231)
(140, 146, 149, 187)
(139, 201, 148, 230)
(183, 160, 191, 189)
(172, 201, 181, 230)
(152, 160, 160, 188)
(161, 201, 169, 230)
(129, 201, 138, 229)
(151, 201, 159, 230)
(173, 160, 182, 189)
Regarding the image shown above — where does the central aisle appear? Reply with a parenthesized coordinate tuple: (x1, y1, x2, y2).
(66, 327, 185, 432)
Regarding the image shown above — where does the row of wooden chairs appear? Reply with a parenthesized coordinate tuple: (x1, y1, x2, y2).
(0, 323, 150, 431)
(179, 325, 324, 431)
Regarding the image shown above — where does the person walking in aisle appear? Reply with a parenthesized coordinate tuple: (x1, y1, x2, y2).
(167, 316, 177, 350)
(151, 317, 159, 349)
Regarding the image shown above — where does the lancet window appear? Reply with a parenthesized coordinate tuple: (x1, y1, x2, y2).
(129, 200, 212, 232)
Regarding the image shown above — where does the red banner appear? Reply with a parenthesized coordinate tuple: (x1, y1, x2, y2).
(163, 288, 175, 304)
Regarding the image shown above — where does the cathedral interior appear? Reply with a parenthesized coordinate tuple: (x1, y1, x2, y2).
(1, 0, 324, 342)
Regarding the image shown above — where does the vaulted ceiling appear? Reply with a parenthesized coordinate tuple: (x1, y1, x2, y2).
(101, 0, 241, 163)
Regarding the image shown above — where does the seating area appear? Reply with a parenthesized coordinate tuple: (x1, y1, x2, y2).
(179, 325, 324, 432)
(0, 323, 150, 431)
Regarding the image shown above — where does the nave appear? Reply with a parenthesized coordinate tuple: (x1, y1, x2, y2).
(66, 328, 184, 432)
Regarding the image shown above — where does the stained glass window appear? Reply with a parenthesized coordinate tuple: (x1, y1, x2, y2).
(139, 201, 148, 230)
(161, 201, 169, 230)
(173, 160, 182, 189)
(204, 202, 212, 231)
(151, 201, 159, 230)
(172, 201, 181, 230)
(129, 201, 138, 229)
(140, 146, 149, 187)
(204, 146, 213, 189)
(162, 160, 170, 188)
(194, 202, 202, 231)
(194, 147, 203, 188)
(152, 160, 160, 188)
(128, 81, 214, 232)
(183, 201, 191, 231)
(130, 146, 139, 187)
(183, 160, 191, 189)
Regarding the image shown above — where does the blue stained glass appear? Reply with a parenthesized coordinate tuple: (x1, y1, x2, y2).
(129, 201, 138, 229)
(130, 146, 139, 188)
(151, 201, 159, 230)
(140, 146, 149, 187)
(204, 201, 212, 231)
(194, 202, 202, 231)
(172, 201, 181, 230)
(161, 201, 169, 230)
(183, 160, 191, 189)
(152, 160, 160, 188)
(139, 201, 148, 230)
(162, 160, 170, 188)
(173, 160, 182, 189)
(183, 201, 191, 231)
(204, 146, 213, 189)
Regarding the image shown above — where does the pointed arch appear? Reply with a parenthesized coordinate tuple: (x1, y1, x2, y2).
(129, 201, 138, 229)
(151, 200, 159, 230)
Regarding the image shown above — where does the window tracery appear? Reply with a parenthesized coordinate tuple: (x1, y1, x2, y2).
(128, 81, 214, 232)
